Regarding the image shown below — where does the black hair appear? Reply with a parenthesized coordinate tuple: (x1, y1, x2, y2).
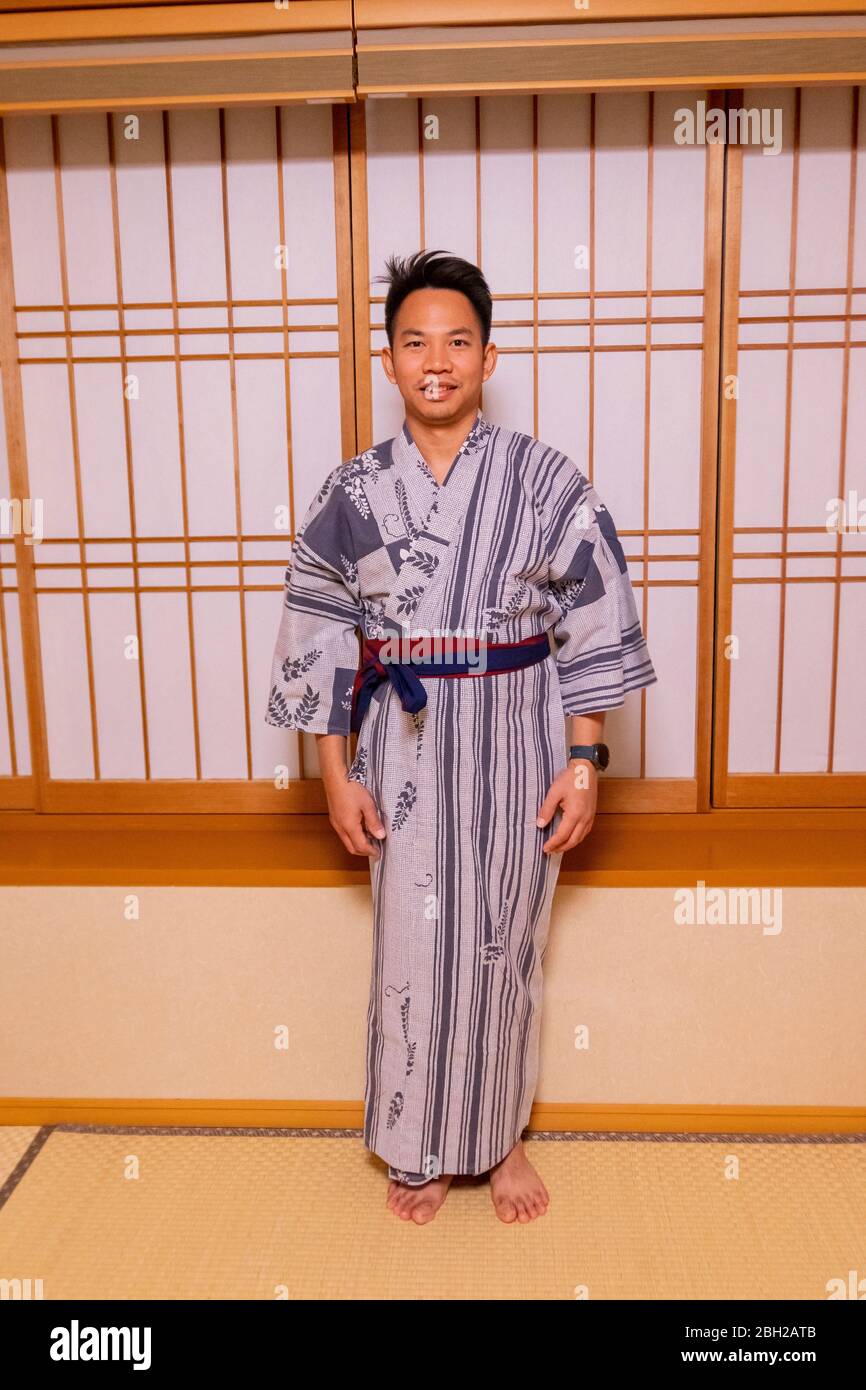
(376, 249, 493, 348)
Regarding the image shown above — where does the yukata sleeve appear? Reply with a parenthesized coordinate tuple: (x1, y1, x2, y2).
(534, 452, 658, 715)
(264, 464, 363, 736)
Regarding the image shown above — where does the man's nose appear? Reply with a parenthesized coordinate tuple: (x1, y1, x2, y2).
(422, 348, 450, 373)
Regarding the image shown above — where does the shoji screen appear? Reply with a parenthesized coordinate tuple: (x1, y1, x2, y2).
(1, 106, 354, 811)
(355, 92, 721, 812)
(717, 86, 866, 808)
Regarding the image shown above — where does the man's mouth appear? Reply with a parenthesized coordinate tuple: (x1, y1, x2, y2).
(420, 379, 459, 400)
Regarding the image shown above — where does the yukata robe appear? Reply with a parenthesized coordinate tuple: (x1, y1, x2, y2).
(265, 409, 657, 1185)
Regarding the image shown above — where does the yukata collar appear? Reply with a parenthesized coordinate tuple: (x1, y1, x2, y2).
(399, 406, 492, 465)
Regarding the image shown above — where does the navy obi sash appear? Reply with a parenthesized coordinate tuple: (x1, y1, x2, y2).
(350, 631, 551, 734)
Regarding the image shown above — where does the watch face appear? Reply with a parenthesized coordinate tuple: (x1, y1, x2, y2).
(595, 743, 610, 770)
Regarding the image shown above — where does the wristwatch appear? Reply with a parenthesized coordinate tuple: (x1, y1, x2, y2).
(568, 743, 610, 771)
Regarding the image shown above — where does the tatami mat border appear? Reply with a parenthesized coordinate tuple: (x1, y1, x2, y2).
(48, 1125, 866, 1143)
(2, 1123, 862, 1215)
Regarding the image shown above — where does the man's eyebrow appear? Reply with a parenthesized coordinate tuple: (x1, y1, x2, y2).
(398, 325, 476, 336)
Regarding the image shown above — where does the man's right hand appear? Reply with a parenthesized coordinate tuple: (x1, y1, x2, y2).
(325, 775, 387, 859)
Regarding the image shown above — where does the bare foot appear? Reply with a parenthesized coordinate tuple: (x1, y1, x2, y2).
(386, 1173, 453, 1223)
(489, 1140, 549, 1223)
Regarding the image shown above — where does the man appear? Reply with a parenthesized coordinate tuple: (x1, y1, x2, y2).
(265, 250, 657, 1225)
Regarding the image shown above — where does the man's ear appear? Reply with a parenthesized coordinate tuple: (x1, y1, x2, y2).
(482, 341, 498, 384)
(381, 345, 397, 384)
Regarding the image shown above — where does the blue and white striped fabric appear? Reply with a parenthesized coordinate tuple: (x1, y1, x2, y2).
(266, 408, 657, 1185)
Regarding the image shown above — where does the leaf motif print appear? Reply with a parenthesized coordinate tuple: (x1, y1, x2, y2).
(340, 553, 358, 586)
(481, 897, 510, 965)
(287, 683, 320, 730)
(395, 585, 425, 619)
(340, 681, 354, 712)
(347, 743, 368, 785)
(496, 898, 510, 942)
(391, 781, 417, 831)
(266, 685, 292, 727)
(483, 580, 529, 633)
(267, 680, 321, 732)
(399, 993, 410, 1043)
(281, 648, 322, 681)
(344, 476, 371, 519)
(381, 974, 416, 1093)
(550, 574, 586, 613)
(480, 942, 505, 964)
(340, 448, 381, 519)
(386, 1091, 404, 1130)
(405, 549, 439, 579)
(394, 478, 418, 544)
(411, 710, 425, 761)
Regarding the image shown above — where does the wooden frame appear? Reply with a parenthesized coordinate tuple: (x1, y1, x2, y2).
(0, 103, 358, 812)
(3, 6, 866, 117)
(713, 86, 866, 809)
(354, 91, 724, 813)
(0, 18, 864, 814)
(356, 33, 866, 99)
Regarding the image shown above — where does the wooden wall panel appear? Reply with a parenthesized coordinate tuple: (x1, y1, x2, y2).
(356, 89, 725, 812)
(715, 85, 866, 808)
(0, 103, 356, 810)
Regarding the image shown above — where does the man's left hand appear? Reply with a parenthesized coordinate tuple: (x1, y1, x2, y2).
(536, 761, 598, 854)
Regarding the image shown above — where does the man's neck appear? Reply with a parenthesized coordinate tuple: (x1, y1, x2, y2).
(405, 402, 481, 472)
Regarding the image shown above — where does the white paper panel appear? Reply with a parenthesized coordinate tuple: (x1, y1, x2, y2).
(38, 594, 94, 779)
(538, 93, 592, 295)
(728, 584, 780, 774)
(778, 581, 836, 773)
(644, 583, 696, 779)
(480, 96, 534, 294)
(89, 592, 145, 778)
(365, 98, 420, 296)
(733, 350, 788, 529)
(5, 103, 346, 787)
(0, 591, 32, 778)
(833, 581, 866, 771)
(652, 89, 707, 292)
(192, 590, 247, 779)
(788, 349, 844, 529)
(730, 85, 866, 784)
(739, 88, 795, 293)
(648, 348, 702, 533)
(595, 92, 649, 295)
(421, 96, 478, 265)
(794, 86, 854, 292)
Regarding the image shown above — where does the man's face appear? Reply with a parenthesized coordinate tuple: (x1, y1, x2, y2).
(381, 287, 496, 422)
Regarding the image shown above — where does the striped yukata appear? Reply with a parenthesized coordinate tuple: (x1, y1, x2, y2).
(265, 408, 657, 1186)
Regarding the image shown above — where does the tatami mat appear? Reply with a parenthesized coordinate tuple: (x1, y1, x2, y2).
(0, 1126, 41, 1187)
(1, 1127, 863, 1300)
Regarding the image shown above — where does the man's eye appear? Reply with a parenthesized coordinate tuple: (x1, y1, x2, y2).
(452, 338, 468, 346)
